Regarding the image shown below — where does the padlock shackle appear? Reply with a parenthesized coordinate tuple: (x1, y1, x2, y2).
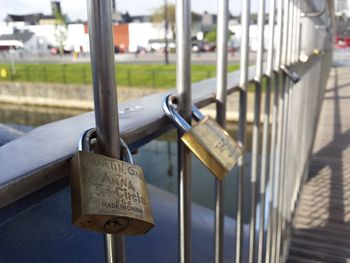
(191, 105, 205, 121)
(78, 128, 96, 152)
(120, 138, 133, 163)
(78, 128, 133, 164)
(162, 94, 192, 133)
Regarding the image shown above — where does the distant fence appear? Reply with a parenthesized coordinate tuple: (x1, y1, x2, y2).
(0, 64, 230, 89)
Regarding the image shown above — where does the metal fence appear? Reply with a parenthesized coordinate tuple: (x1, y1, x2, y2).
(0, 0, 335, 263)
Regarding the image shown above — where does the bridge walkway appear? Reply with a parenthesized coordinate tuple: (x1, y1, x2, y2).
(288, 65, 350, 262)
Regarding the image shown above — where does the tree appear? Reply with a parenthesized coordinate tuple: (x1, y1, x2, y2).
(152, 3, 176, 35)
(204, 26, 234, 44)
(152, 4, 202, 39)
(204, 27, 217, 43)
(152, 4, 202, 64)
(152, 2, 175, 65)
(53, 8, 68, 56)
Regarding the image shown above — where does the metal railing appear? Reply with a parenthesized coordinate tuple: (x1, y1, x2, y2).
(0, 0, 335, 262)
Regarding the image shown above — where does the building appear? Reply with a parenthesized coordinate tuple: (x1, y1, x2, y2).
(4, 14, 43, 27)
(200, 12, 217, 33)
(4, 13, 59, 27)
(110, 22, 172, 52)
(0, 30, 48, 53)
(335, 0, 350, 17)
(111, 11, 151, 24)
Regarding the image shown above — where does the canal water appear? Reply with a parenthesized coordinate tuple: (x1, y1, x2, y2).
(0, 103, 258, 223)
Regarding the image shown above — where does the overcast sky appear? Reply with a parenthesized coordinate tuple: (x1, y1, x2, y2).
(0, 0, 259, 22)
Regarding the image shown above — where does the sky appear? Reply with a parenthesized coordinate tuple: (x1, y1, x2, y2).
(0, 0, 257, 22)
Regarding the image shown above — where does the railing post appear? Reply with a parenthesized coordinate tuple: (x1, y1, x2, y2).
(82, 66, 87, 84)
(86, 1, 124, 262)
(152, 69, 156, 88)
(257, 0, 276, 262)
(270, 0, 288, 261)
(127, 69, 131, 87)
(275, 0, 294, 261)
(283, 1, 302, 260)
(214, 0, 229, 262)
(265, 0, 282, 261)
(44, 67, 48, 82)
(175, 0, 192, 262)
(248, 0, 265, 261)
(26, 65, 30, 81)
(62, 65, 67, 84)
(235, 1, 250, 263)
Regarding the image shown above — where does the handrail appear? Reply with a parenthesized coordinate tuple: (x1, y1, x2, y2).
(0, 54, 323, 212)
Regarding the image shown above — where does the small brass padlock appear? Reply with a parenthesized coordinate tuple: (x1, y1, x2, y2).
(70, 128, 154, 235)
(162, 95, 242, 180)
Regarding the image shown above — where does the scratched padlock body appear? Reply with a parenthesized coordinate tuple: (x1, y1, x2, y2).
(181, 116, 242, 180)
(71, 131, 154, 235)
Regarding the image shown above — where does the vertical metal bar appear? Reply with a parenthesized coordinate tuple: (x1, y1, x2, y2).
(268, 0, 284, 261)
(236, 90, 247, 263)
(266, 0, 277, 76)
(255, 0, 266, 82)
(274, 0, 284, 72)
(266, 1, 282, 261)
(279, 0, 294, 259)
(258, 0, 276, 261)
(293, 0, 306, 209)
(164, 0, 169, 65)
(215, 0, 229, 262)
(278, 0, 296, 259)
(265, 73, 279, 263)
(272, 75, 284, 263)
(87, 0, 120, 158)
(104, 237, 125, 263)
(249, 78, 261, 263)
(273, 0, 291, 260)
(293, 81, 305, 208)
(275, 76, 289, 263)
(283, 1, 296, 259)
(301, 0, 310, 166)
(249, 0, 265, 262)
(294, 0, 301, 63)
(285, 69, 301, 263)
(176, 0, 192, 262)
(235, 1, 250, 262)
(257, 78, 270, 263)
(282, 81, 294, 262)
(284, 2, 301, 259)
(239, 0, 250, 90)
(87, 0, 124, 262)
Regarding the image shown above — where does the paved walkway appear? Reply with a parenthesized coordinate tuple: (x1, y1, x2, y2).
(288, 66, 350, 262)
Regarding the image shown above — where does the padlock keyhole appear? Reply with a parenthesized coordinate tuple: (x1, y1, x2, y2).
(103, 217, 131, 233)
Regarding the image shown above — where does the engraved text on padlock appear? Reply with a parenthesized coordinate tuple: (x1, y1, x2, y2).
(182, 116, 242, 180)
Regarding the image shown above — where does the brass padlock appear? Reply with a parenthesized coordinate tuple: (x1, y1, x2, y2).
(162, 95, 242, 180)
(70, 128, 154, 235)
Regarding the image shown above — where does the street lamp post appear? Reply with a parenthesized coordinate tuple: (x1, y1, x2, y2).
(164, 0, 169, 65)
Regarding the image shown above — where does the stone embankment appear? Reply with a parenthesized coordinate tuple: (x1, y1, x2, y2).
(0, 81, 265, 122)
(0, 82, 159, 110)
